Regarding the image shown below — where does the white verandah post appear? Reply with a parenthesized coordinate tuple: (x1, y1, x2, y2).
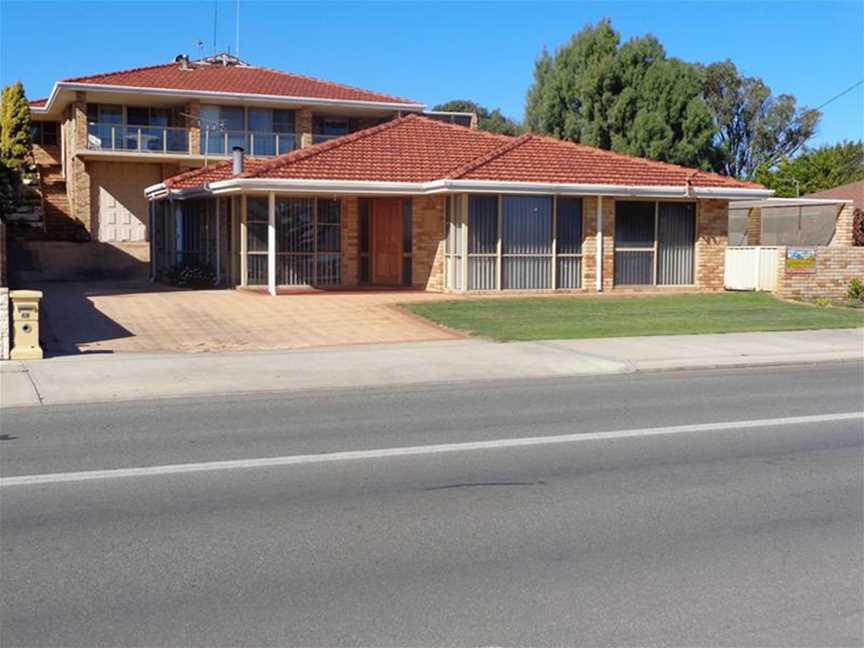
(267, 192, 277, 296)
(596, 196, 604, 292)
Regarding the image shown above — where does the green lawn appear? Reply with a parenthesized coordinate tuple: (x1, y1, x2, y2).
(403, 293, 864, 342)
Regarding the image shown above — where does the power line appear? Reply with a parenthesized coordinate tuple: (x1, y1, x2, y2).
(797, 79, 863, 121)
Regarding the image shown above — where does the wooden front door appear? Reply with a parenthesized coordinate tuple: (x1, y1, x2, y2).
(371, 199, 403, 285)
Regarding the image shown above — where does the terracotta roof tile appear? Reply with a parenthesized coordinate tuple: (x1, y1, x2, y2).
(62, 56, 421, 106)
(28, 97, 48, 107)
(161, 114, 765, 192)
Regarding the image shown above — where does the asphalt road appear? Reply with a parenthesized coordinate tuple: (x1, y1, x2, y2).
(2, 363, 863, 646)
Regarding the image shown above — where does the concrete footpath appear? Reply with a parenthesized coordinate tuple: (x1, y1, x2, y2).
(1, 328, 862, 408)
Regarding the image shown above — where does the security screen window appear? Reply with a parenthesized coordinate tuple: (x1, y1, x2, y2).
(501, 195, 553, 289)
(245, 197, 269, 285)
(614, 201, 656, 285)
(614, 200, 696, 286)
(467, 195, 498, 290)
(556, 197, 583, 288)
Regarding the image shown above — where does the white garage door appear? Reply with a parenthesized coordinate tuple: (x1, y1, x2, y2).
(92, 162, 162, 242)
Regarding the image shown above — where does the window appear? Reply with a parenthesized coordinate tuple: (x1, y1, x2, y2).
(446, 195, 584, 292)
(501, 195, 553, 289)
(614, 201, 695, 286)
(200, 105, 244, 154)
(30, 121, 58, 146)
(245, 197, 269, 285)
(556, 197, 582, 289)
(468, 195, 498, 289)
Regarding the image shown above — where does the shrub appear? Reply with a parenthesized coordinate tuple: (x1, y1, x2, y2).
(162, 264, 217, 288)
(846, 278, 864, 302)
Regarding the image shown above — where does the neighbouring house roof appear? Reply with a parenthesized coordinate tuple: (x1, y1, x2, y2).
(151, 115, 770, 200)
(805, 180, 864, 209)
(29, 53, 424, 114)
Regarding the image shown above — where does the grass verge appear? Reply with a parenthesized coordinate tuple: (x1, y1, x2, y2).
(403, 292, 864, 342)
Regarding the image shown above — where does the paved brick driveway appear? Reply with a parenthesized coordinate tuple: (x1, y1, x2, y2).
(36, 282, 458, 354)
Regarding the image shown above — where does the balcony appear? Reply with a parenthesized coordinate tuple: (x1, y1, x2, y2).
(200, 130, 301, 157)
(87, 123, 189, 154)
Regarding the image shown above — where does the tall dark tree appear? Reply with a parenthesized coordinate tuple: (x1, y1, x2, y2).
(703, 60, 820, 179)
(523, 20, 717, 170)
(432, 100, 521, 135)
(524, 20, 821, 177)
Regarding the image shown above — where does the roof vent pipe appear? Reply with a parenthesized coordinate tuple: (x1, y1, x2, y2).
(232, 146, 244, 175)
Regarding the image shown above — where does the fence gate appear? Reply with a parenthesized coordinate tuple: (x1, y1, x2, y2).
(724, 246, 780, 291)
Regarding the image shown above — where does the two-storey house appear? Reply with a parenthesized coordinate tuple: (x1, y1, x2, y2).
(27, 53, 429, 261)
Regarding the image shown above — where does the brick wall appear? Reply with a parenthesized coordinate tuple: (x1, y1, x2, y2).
(69, 92, 92, 233)
(412, 195, 445, 291)
(745, 207, 761, 245)
(341, 197, 360, 287)
(581, 196, 615, 292)
(830, 203, 855, 247)
(296, 110, 313, 148)
(185, 100, 201, 154)
(695, 199, 729, 290)
(774, 245, 864, 300)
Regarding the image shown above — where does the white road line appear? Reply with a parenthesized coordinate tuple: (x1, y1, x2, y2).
(2, 412, 862, 488)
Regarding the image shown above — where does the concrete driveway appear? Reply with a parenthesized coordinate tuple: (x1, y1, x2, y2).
(35, 282, 458, 354)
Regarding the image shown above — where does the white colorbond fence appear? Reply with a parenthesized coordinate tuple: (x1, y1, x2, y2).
(724, 246, 780, 291)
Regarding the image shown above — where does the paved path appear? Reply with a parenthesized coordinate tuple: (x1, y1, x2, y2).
(2, 328, 862, 407)
(2, 365, 862, 646)
(34, 281, 457, 354)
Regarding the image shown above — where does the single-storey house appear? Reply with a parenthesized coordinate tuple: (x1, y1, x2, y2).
(145, 114, 772, 294)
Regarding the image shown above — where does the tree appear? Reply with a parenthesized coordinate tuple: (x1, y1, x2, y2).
(523, 20, 718, 170)
(704, 60, 819, 179)
(432, 100, 522, 136)
(0, 81, 33, 171)
(754, 141, 864, 197)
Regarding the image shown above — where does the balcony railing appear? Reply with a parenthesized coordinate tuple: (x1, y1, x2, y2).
(87, 123, 189, 154)
(201, 130, 300, 157)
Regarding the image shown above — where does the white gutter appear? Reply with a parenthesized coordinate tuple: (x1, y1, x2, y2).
(199, 177, 774, 200)
(731, 197, 852, 209)
(31, 81, 426, 114)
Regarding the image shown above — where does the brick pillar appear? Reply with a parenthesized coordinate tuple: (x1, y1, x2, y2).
(412, 195, 445, 291)
(695, 199, 729, 290)
(341, 197, 359, 287)
(746, 207, 761, 245)
(296, 109, 313, 148)
(830, 202, 855, 247)
(186, 100, 201, 155)
(582, 196, 614, 292)
(70, 91, 92, 235)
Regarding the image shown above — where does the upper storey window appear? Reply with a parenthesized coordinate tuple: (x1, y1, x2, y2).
(200, 105, 297, 156)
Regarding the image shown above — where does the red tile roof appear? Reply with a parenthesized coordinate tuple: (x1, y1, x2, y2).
(59, 56, 421, 106)
(805, 180, 864, 209)
(163, 114, 764, 191)
(29, 97, 48, 108)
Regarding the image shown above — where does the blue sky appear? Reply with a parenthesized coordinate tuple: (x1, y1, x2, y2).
(2, 1, 862, 147)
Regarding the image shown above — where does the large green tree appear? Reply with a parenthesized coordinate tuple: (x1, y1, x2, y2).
(0, 81, 32, 171)
(754, 141, 864, 197)
(704, 60, 819, 180)
(525, 20, 821, 178)
(523, 20, 718, 170)
(432, 99, 522, 135)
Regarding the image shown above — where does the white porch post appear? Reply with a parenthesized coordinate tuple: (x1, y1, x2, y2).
(596, 196, 604, 292)
(267, 192, 276, 296)
(240, 195, 248, 287)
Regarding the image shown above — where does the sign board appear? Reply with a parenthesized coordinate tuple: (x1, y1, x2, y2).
(785, 247, 817, 274)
